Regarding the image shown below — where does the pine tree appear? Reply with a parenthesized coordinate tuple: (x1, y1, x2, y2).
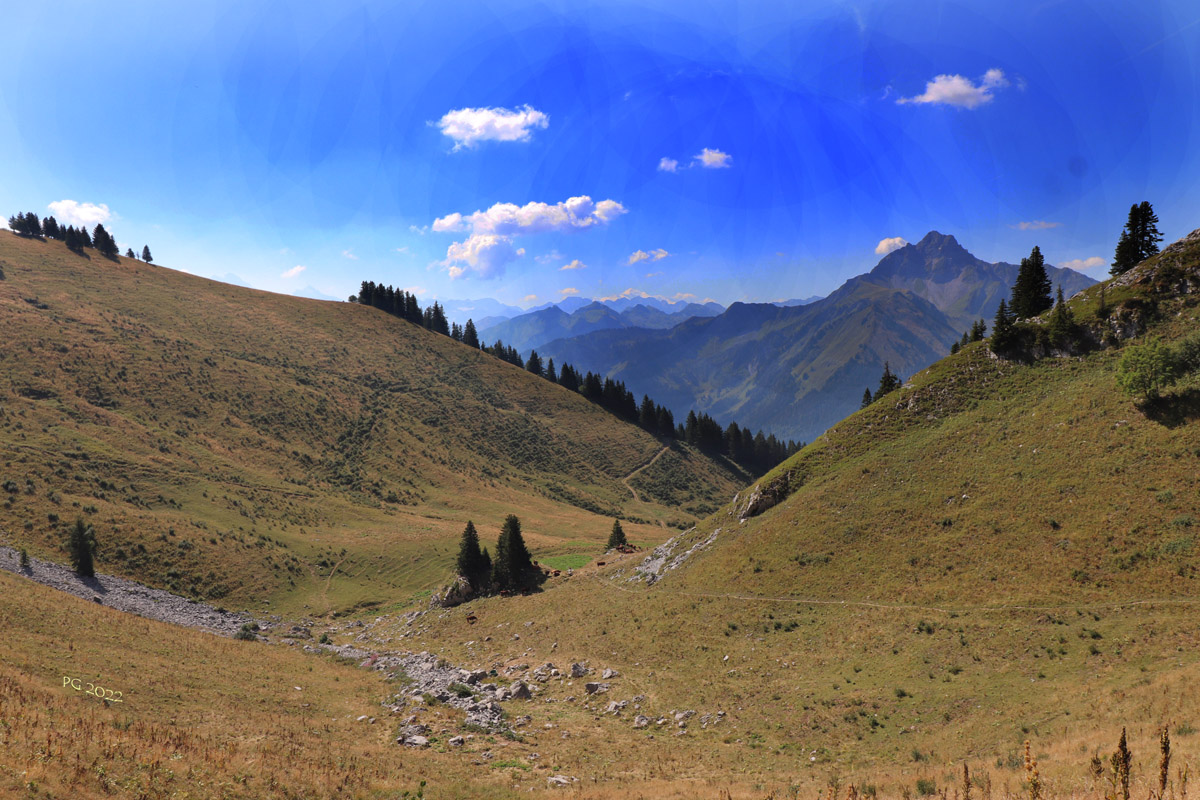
(125, 247, 136, 258)
(545, 358, 557, 382)
(606, 519, 628, 551)
(463, 319, 480, 349)
(861, 387, 873, 408)
(1010, 246, 1052, 318)
(93, 224, 119, 258)
(493, 514, 538, 593)
(525, 350, 544, 376)
(79, 225, 92, 248)
(990, 298, 1017, 352)
(876, 362, 901, 397)
(1134, 201, 1162, 262)
(455, 521, 491, 592)
(43, 216, 60, 239)
(1047, 285, 1077, 348)
(950, 341, 961, 355)
(67, 518, 97, 577)
(142, 245, 153, 263)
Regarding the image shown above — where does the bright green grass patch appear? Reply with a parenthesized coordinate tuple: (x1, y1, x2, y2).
(538, 553, 592, 571)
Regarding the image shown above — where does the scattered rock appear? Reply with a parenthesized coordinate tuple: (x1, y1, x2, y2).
(509, 681, 533, 700)
(633, 715, 650, 729)
(601, 668, 619, 679)
(570, 662, 589, 678)
(547, 775, 576, 788)
(400, 735, 429, 748)
(584, 682, 610, 695)
(448, 736, 464, 747)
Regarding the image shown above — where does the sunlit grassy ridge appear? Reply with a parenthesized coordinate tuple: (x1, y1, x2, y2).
(0, 231, 748, 613)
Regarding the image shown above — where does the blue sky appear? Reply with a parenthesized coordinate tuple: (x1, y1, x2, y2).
(2, 0, 1198, 309)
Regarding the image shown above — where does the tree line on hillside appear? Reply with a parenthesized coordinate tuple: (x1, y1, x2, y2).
(354, 280, 803, 473)
(6, 210, 153, 263)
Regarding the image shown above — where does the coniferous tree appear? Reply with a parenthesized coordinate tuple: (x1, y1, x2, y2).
(990, 298, 1017, 352)
(1047, 285, 1077, 348)
(78, 225, 92, 248)
(67, 518, 97, 577)
(639, 395, 657, 430)
(43, 216, 60, 239)
(876, 362, 902, 398)
(950, 341, 961, 355)
(455, 521, 491, 592)
(463, 319, 480, 348)
(93, 224, 119, 258)
(142, 245, 153, 263)
(861, 387, 873, 408)
(545, 358, 556, 383)
(125, 247, 135, 258)
(1111, 202, 1162, 276)
(970, 319, 987, 342)
(1134, 201, 1162, 262)
(606, 519, 628, 551)
(1010, 245, 1052, 318)
(493, 514, 538, 593)
(525, 350, 544, 376)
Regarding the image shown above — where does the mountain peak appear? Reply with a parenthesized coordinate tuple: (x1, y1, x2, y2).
(914, 230, 966, 253)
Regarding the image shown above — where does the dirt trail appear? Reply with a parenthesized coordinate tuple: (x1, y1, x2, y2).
(621, 445, 670, 503)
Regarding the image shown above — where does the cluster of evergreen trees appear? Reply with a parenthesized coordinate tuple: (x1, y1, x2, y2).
(6, 210, 152, 263)
(949, 319, 988, 354)
(455, 516, 544, 595)
(355, 279, 802, 473)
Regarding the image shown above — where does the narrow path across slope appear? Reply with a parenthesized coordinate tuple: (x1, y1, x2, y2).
(592, 567, 1200, 616)
(621, 445, 670, 503)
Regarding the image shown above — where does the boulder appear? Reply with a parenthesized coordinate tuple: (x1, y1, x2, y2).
(509, 681, 533, 700)
(448, 735, 464, 747)
(570, 662, 589, 678)
(584, 682, 610, 695)
(399, 735, 429, 747)
(547, 775, 576, 788)
(601, 668, 619, 679)
(633, 715, 650, 729)
(429, 575, 474, 609)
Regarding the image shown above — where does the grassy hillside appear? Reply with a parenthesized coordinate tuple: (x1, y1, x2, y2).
(361, 228, 1200, 796)
(0, 231, 749, 614)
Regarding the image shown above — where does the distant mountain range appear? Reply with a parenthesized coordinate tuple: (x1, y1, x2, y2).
(540, 232, 1096, 443)
(477, 298, 724, 353)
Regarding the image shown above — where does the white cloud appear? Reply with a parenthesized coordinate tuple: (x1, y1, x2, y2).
(409, 225, 428, 235)
(403, 285, 427, 296)
(875, 237, 908, 256)
(673, 292, 696, 300)
(658, 157, 679, 173)
(560, 287, 580, 297)
(627, 248, 670, 265)
(47, 200, 112, 228)
(444, 234, 524, 280)
(645, 271, 664, 278)
(433, 195, 626, 236)
(695, 147, 732, 168)
(897, 68, 1010, 109)
(282, 265, 306, 279)
(559, 259, 586, 271)
(1060, 256, 1107, 274)
(342, 249, 358, 260)
(523, 294, 538, 303)
(436, 105, 549, 150)
(395, 246, 409, 254)
(536, 249, 565, 265)
(435, 195, 625, 281)
(1012, 220, 1062, 231)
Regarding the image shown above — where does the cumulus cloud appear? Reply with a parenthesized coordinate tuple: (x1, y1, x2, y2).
(559, 259, 586, 271)
(627, 248, 670, 265)
(560, 287, 580, 297)
(1060, 256, 1107, 274)
(898, 68, 1009, 109)
(436, 105, 549, 150)
(435, 195, 625, 280)
(444, 234, 525, 280)
(281, 265, 306, 279)
(433, 195, 626, 236)
(1012, 220, 1062, 231)
(658, 157, 679, 173)
(694, 147, 732, 168)
(875, 236, 908, 256)
(47, 200, 112, 228)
